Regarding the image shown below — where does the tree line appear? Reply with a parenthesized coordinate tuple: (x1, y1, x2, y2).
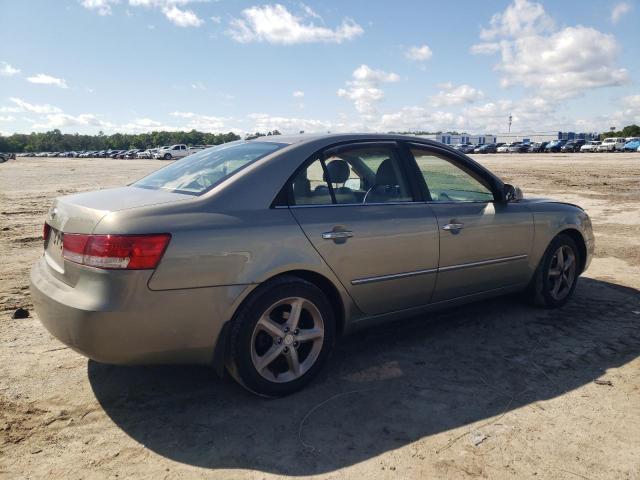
(600, 124, 640, 139)
(1, 125, 638, 153)
(0, 129, 241, 153)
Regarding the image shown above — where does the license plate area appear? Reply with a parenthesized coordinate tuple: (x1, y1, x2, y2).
(45, 227, 65, 273)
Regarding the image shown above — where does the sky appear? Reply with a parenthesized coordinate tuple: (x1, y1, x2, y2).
(0, 0, 639, 136)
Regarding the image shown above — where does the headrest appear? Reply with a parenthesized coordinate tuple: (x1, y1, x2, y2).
(375, 159, 397, 185)
(324, 159, 350, 184)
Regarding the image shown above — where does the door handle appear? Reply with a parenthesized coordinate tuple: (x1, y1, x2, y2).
(442, 223, 464, 232)
(322, 230, 354, 240)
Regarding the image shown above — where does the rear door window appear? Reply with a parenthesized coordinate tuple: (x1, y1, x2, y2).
(290, 144, 414, 206)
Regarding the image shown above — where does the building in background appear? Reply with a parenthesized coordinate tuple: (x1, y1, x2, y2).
(557, 131, 599, 141)
(495, 131, 600, 144)
(417, 133, 497, 145)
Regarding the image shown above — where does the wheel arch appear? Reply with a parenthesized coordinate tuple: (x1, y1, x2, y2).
(212, 269, 347, 377)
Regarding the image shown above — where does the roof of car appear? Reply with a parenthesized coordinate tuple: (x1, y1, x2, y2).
(248, 132, 441, 146)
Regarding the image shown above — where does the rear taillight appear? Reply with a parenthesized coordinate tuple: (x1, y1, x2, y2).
(43, 223, 51, 243)
(63, 233, 171, 270)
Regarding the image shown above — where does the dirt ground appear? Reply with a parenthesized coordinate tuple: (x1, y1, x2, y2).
(1, 153, 639, 479)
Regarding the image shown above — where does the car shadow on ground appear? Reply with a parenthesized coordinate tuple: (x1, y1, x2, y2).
(88, 277, 640, 476)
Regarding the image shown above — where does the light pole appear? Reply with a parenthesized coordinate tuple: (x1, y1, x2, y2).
(508, 114, 513, 134)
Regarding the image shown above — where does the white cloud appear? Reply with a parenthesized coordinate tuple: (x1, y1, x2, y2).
(0, 61, 20, 76)
(26, 74, 69, 89)
(0, 115, 16, 122)
(430, 82, 484, 107)
(479, 0, 554, 40)
(8, 97, 63, 114)
(292, 90, 305, 98)
(247, 113, 334, 133)
(79, 0, 119, 16)
(337, 64, 400, 115)
(470, 42, 501, 55)
(376, 107, 459, 133)
(472, 0, 628, 100)
(33, 113, 113, 130)
(611, 2, 632, 23)
(119, 117, 176, 133)
(170, 111, 237, 132)
(300, 3, 322, 21)
(81, 0, 206, 27)
(162, 5, 203, 27)
(227, 4, 363, 44)
(210, 15, 221, 24)
(460, 96, 560, 132)
(606, 93, 640, 127)
(405, 45, 432, 62)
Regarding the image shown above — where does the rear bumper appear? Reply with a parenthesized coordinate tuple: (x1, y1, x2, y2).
(30, 256, 251, 365)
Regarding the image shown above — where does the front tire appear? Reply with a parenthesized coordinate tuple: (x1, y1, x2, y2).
(526, 234, 580, 308)
(227, 276, 335, 396)
(163, 153, 172, 160)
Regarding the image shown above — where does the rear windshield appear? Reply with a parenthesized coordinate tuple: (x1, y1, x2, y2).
(133, 141, 286, 195)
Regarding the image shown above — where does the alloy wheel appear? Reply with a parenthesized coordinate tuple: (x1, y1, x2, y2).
(250, 297, 325, 383)
(547, 245, 576, 301)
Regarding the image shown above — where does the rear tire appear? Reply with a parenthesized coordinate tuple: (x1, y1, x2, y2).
(227, 276, 335, 396)
(526, 234, 580, 308)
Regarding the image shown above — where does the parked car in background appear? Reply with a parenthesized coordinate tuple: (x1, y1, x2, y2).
(527, 141, 548, 152)
(0, 152, 15, 163)
(188, 145, 208, 154)
(497, 143, 512, 153)
(597, 137, 626, 152)
(454, 143, 476, 154)
(137, 148, 158, 159)
(623, 138, 640, 151)
(545, 140, 567, 152)
(153, 144, 189, 160)
(561, 139, 586, 152)
(30, 133, 594, 396)
(580, 141, 601, 152)
(474, 143, 497, 154)
(508, 142, 528, 153)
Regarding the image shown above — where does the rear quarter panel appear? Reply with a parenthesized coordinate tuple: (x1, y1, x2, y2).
(94, 205, 343, 291)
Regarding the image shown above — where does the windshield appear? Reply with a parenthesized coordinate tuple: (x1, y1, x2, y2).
(133, 141, 287, 195)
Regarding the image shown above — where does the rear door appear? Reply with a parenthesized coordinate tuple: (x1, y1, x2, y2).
(405, 143, 534, 302)
(288, 142, 439, 315)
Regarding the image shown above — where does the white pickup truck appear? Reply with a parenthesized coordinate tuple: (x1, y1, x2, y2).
(153, 144, 190, 160)
(153, 144, 210, 160)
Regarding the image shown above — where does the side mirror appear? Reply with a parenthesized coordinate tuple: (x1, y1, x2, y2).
(503, 184, 523, 203)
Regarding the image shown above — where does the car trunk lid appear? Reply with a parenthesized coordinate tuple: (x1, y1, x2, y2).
(43, 186, 190, 284)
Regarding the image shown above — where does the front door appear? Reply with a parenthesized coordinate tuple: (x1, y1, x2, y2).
(407, 145, 534, 302)
(289, 143, 439, 315)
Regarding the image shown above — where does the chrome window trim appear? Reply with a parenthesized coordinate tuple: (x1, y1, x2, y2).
(282, 201, 421, 209)
(350, 254, 528, 286)
(274, 199, 493, 209)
